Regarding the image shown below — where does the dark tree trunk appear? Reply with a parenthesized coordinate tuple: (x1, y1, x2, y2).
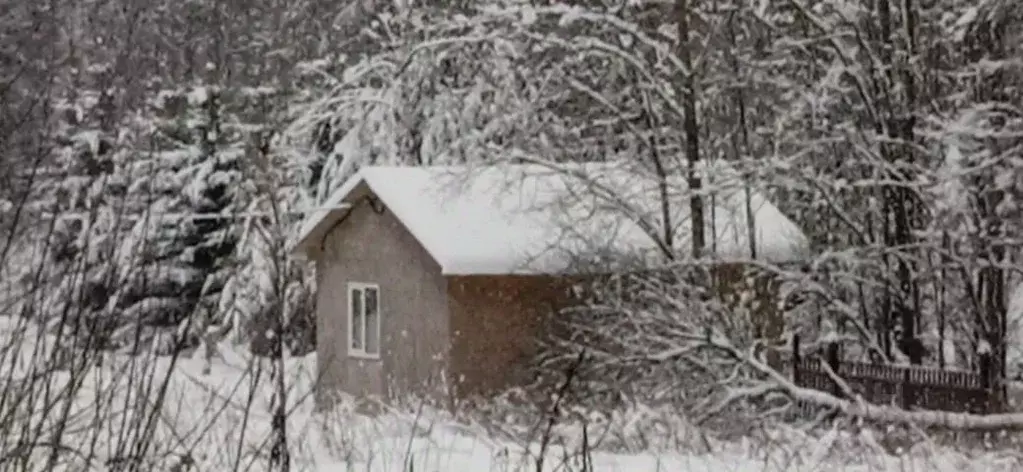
(675, 0, 705, 258)
(875, 0, 921, 362)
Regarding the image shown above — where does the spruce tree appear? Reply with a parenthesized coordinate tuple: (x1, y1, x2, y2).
(117, 85, 242, 353)
(180, 86, 243, 344)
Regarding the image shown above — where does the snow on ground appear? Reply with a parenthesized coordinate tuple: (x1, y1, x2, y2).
(0, 321, 1020, 471)
(137, 353, 1023, 472)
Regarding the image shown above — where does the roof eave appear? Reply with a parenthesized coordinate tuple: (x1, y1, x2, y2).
(288, 171, 369, 259)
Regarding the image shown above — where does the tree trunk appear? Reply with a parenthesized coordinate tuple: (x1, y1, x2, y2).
(876, 0, 921, 362)
(675, 0, 705, 258)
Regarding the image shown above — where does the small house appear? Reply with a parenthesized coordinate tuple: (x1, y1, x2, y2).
(291, 162, 808, 406)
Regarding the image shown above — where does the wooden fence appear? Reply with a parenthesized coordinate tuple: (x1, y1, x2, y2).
(792, 336, 997, 414)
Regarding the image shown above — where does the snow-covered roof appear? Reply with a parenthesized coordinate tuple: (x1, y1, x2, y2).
(292, 162, 810, 275)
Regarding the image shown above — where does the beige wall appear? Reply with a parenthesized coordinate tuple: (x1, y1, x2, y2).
(315, 184, 450, 407)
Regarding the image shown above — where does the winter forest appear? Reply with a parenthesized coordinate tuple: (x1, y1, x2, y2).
(3, 0, 1023, 470)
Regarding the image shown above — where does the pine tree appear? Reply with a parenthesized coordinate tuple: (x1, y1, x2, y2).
(179, 87, 244, 342)
(116, 85, 243, 353)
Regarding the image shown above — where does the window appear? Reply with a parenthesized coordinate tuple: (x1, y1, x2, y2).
(348, 283, 380, 358)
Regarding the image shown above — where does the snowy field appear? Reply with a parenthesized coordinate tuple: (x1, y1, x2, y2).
(1, 317, 1022, 472)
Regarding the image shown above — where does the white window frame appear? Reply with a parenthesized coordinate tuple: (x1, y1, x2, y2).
(347, 282, 381, 359)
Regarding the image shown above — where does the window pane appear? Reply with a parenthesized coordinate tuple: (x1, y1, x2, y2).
(350, 288, 363, 351)
(364, 287, 379, 355)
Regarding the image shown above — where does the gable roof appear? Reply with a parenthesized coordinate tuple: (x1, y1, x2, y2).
(292, 161, 809, 275)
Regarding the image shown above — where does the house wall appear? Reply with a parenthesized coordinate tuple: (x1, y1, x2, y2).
(446, 275, 578, 399)
(315, 184, 450, 407)
(442, 265, 785, 402)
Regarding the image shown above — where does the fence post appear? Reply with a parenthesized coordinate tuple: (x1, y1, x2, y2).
(826, 342, 841, 398)
(979, 351, 992, 413)
(901, 368, 912, 410)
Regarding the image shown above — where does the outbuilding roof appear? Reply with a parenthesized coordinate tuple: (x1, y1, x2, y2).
(292, 161, 809, 275)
